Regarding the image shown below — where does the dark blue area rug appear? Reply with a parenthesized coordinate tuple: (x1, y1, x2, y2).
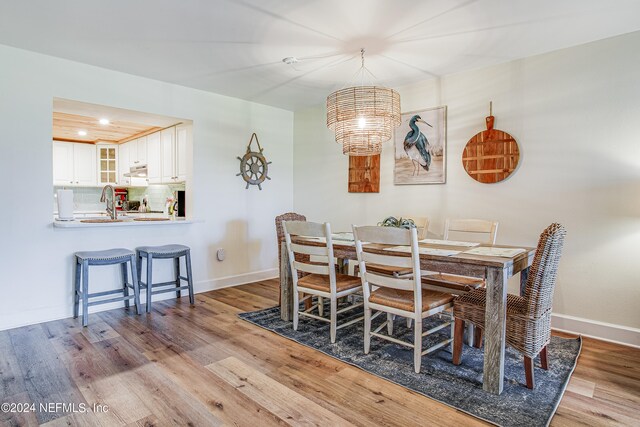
(239, 305, 581, 427)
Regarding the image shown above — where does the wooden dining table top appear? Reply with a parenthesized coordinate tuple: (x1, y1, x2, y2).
(293, 235, 536, 270)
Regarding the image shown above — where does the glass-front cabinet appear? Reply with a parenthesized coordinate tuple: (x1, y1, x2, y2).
(97, 144, 118, 185)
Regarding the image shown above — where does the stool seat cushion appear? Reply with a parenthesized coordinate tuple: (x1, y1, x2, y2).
(76, 248, 135, 261)
(136, 244, 190, 256)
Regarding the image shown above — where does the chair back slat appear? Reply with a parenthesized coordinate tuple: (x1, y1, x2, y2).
(290, 242, 328, 256)
(361, 251, 413, 269)
(444, 218, 499, 244)
(294, 261, 331, 275)
(354, 225, 413, 246)
(365, 271, 414, 291)
(523, 223, 567, 318)
(284, 220, 326, 238)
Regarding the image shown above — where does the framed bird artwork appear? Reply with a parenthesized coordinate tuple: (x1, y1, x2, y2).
(393, 106, 447, 185)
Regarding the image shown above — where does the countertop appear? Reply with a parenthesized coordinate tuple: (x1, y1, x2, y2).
(53, 212, 196, 228)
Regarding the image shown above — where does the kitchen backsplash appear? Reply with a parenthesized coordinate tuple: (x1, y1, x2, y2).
(53, 184, 185, 213)
(128, 184, 184, 212)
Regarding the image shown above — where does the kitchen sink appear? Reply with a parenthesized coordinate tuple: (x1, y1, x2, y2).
(80, 219, 125, 223)
(133, 217, 169, 222)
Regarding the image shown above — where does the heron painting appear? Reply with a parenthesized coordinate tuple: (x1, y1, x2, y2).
(394, 106, 447, 185)
(404, 114, 433, 175)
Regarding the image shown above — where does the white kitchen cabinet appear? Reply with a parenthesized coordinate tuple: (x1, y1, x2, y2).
(146, 131, 162, 184)
(53, 141, 97, 186)
(119, 140, 149, 187)
(176, 125, 187, 182)
(118, 142, 131, 185)
(136, 136, 147, 166)
(75, 143, 98, 185)
(126, 137, 147, 167)
(160, 127, 176, 183)
(53, 142, 75, 185)
(159, 125, 187, 184)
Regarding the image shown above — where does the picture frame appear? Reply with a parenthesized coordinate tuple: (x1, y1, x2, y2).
(393, 105, 447, 185)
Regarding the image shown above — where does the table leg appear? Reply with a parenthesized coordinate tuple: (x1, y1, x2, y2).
(280, 242, 293, 321)
(336, 257, 348, 274)
(483, 267, 507, 394)
(519, 266, 530, 297)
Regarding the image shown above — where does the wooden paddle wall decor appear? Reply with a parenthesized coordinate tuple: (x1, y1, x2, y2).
(462, 103, 520, 184)
(348, 154, 380, 193)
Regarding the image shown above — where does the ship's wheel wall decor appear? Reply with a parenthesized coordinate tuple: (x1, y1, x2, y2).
(462, 102, 520, 184)
(237, 132, 272, 190)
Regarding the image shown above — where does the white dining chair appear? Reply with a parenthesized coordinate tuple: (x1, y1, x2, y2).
(349, 216, 430, 277)
(283, 220, 363, 343)
(423, 218, 499, 295)
(444, 218, 498, 244)
(421, 218, 499, 345)
(353, 225, 454, 373)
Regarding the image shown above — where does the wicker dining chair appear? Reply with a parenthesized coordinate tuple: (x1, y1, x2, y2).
(276, 212, 307, 274)
(276, 212, 308, 305)
(452, 223, 567, 389)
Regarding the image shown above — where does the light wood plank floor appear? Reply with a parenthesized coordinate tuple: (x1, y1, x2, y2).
(1, 279, 639, 426)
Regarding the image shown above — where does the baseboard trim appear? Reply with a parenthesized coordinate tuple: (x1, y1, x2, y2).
(0, 269, 279, 332)
(196, 268, 279, 292)
(552, 313, 640, 348)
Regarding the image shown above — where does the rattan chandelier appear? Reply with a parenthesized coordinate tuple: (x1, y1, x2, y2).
(326, 49, 401, 156)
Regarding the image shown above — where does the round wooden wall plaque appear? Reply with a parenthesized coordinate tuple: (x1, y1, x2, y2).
(462, 115, 520, 184)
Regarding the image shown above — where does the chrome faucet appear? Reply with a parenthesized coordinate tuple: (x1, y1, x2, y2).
(100, 185, 117, 220)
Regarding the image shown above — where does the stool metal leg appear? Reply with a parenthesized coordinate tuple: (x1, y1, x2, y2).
(146, 253, 153, 313)
(129, 255, 142, 315)
(185, 251, 195, 305)
(73, 258, 81, 318)
(81, 260, 89, 327)
(174, 257, 181, 298)
(121, 262, 130, 309)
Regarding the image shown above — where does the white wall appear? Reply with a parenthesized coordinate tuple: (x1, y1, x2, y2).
(293, 32, 640, 342)
(0, 44, 293, 331)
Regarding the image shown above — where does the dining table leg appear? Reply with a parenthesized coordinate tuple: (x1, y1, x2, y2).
(280, 242, 293, 321)
(483, 266, 508, 394)
(519, 266, 530, 296)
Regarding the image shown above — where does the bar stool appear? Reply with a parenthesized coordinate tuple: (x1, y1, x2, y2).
(136, 244, 194, 312)
(74, 248, 141, 327)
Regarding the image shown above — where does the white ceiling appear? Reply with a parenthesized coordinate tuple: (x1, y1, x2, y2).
(1, 0, 639, 111)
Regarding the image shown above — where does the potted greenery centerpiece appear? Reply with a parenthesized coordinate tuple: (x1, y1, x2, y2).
(378, 216, 417, 230)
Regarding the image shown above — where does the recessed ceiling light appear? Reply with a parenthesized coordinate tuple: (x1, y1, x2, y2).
(282, 57, 298, 65)
(78, 130, 87, 136)
(99, 118, 110, 125)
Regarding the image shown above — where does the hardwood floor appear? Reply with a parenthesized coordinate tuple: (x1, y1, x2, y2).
(1, 279, 639, 426)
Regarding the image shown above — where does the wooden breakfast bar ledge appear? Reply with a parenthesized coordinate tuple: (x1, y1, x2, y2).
(279, 237, 535, 395)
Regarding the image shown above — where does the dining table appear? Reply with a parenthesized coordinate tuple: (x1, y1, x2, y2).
(278, 234, 535, 395)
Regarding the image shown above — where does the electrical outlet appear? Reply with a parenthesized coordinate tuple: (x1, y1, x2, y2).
(216, 248, 226, 261)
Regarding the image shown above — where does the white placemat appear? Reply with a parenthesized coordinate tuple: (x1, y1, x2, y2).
(383, 246, 461, 256)
(419, 239, 480, 247)
(331, 232, 354, 241)
(463, 247, 526, 258)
